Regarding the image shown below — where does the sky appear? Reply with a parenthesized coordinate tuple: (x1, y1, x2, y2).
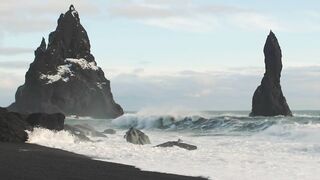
(0, 0, 319, 111)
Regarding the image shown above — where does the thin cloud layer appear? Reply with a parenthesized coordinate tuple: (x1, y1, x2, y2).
(107, 0, 281, 32)
(0, 60, 30, 69)
(0, 0, 99, 33)
(0, 0, 318, 34)
(0, 47, 33, 56)
(108, 65, 320, 111)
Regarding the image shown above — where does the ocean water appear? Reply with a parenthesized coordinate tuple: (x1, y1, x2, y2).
(27, 110, 320, 180)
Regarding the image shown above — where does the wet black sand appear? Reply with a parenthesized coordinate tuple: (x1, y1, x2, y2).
(0, 142, 207, 180)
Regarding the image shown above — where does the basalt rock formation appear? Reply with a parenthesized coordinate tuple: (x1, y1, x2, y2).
(0, 108, 31, 142)
(26, 113, 65, 131)
(0, 107, 65, 142)
(250, 31, 292, 116)
(8, 5, 123, 119)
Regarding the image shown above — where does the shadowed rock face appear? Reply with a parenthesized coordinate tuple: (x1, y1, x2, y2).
(0, 107, 65, 142)
(26, 113, 65, 131)
(250, 31, 292, 117)
(8, 5, 123, 119)
(0, 108, 31, 142)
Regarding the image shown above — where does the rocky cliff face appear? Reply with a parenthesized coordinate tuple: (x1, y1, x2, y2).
(8, 5, 123, 118)
(0, 107, 65, 142)
(250, 31, 292, 116)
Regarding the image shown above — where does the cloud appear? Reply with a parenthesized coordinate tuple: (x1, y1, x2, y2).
(0, 0, 100, 34)
(109, 65, 320, 111)
(230, 13, 283, 31)
(0, 47, 33, 56)
(107, 0, 281, 32)
(0, 70, 24, 107)
(0, 60, 30, 69)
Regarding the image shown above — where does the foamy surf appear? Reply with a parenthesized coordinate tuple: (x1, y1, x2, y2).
(28, 111, 320, 180)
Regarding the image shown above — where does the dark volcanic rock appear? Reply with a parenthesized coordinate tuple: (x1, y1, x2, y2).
(0, 107, 7, 113)
(250, 31, 292, 117)
(8, 5, 123, 119)
(0, 107, 68, 142)
(0, 107, 67, 142)
(124, 127, 151, 145)
(156, 139, 197, 150)
(0, 108, 31, 142)
(26, 113, 65, 131)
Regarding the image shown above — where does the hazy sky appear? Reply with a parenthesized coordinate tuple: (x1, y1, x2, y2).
(0, 0, 319, 111)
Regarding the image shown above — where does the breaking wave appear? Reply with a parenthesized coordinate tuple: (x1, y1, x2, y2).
(27, 110, 320, 180)
(112, 111, 320, 135)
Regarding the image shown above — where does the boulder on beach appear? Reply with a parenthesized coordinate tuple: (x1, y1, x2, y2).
(8, 5, 123, 119)
(156, 139, 197, 150)
(124, 127, 151, 145)
(250, 31, 292, 117)
(26, 113, 65, 131)
(0, 107, 68, 143)
(0, 108, 31, 142)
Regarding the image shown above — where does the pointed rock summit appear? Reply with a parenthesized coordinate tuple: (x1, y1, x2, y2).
(8, 5, 123, 118)
(250, 31, 292, 117)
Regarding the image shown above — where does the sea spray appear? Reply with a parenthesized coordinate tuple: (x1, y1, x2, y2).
(27, 111, 320, 180)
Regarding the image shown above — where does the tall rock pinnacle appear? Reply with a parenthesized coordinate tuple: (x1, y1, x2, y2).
(8, 5, 124, 118)
(250, 31, 292, 117)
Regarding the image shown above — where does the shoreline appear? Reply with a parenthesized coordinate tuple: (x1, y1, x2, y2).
(0, 142, 207, 180)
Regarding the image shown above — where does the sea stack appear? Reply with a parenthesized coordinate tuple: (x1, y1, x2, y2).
(250, 31, 292, 117)
(8, 5, 123, 118)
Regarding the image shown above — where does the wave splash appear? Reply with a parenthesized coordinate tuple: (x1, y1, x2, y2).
(112, 111, 320, 135)
(27, 110, 320, 180)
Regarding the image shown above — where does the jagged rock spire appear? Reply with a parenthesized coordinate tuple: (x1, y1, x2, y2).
(69, 4, 75, 11)
(40, 37, 46, 50)
(34, 37, 46, 56)
(263, 30, 282, 83)
(8, 5, 124, 119)
(250, 31, 292, 117)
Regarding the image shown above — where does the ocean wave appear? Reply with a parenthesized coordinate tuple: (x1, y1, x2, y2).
(260, 122, 320, 143)
(111, 112, 320, 134)
(112, 114, 273, 133)
(27, 112, 320, 180)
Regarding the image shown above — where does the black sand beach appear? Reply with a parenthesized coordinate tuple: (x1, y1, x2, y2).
(0, 143, 207, 180)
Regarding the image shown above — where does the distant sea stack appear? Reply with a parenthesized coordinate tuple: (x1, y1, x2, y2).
(8, 5, 123, 118)
(250, 31, 292, 117)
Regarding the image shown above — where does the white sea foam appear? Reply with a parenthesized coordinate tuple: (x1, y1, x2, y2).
(28, 114, 320, 180)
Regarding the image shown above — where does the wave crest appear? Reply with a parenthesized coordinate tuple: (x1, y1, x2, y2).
(112, 112, 320, 135)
